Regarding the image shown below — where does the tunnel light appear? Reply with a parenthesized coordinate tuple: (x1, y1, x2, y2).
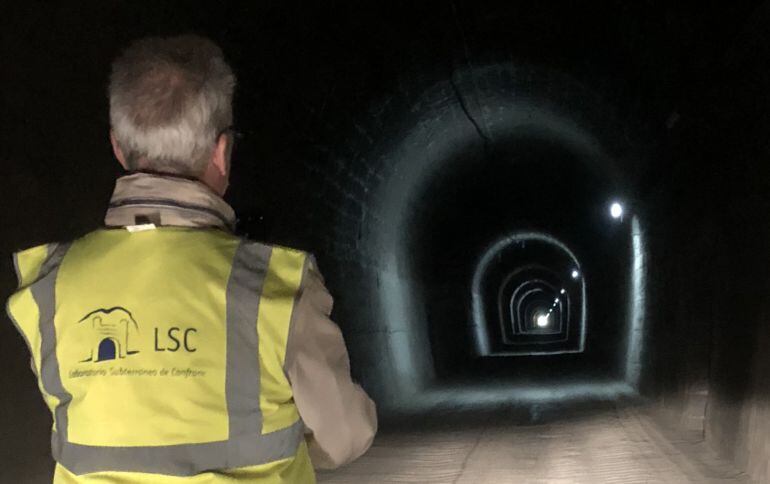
(571, 269, 580, 279)
(610, 202, 624, 219)
(554, 298, 560, 304)
(560, 289, 566, 294)
(536, 314, 550, 328)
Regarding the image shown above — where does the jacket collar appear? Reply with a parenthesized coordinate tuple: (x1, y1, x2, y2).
(104, 172, 236, 231)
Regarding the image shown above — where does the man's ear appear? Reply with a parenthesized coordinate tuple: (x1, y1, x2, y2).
(199, 133, 231, 196)
(211, 133, 229, 177)
(110, 131, 129, 170)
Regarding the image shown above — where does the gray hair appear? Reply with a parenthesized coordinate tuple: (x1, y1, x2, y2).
(109, 35, 236, 176)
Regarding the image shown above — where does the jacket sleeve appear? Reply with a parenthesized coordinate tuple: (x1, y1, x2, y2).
(284, 257, 377, 469)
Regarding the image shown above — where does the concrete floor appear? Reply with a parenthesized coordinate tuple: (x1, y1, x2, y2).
(318, 401, 746, 484)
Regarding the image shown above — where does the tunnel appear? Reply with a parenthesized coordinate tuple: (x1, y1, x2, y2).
(304, 62, 646, 411)
(3, 1, 770, 482)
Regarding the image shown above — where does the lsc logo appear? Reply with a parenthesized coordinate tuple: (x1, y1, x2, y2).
(78, 306, 198, 363)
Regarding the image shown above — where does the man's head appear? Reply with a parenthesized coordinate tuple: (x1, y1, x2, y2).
(108, 35, 236, 195)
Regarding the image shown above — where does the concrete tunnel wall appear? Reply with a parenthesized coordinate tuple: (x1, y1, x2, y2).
(639, 3, 770, 479)
(3, 2, 770, 482)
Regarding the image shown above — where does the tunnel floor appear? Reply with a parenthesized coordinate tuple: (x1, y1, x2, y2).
(318, 400, 745, 483)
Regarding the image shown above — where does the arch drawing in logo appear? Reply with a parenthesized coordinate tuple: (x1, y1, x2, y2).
(78, 307, 140, 363)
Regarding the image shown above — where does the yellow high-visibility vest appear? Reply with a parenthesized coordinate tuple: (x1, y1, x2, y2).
(6, 227, 316, 483)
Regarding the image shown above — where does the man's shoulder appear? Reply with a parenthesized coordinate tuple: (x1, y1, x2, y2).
(11, 242, 56, 289)
(235, 239, 321, 287)
(237, 238, 314, 266)
(12, 231, 317, 283)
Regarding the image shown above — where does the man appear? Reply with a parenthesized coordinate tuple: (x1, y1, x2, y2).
(6, 35, 376, 483)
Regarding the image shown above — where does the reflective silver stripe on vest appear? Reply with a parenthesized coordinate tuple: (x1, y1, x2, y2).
(32, 243, 73, 441)
(53, 419, 305, 476)
(39, 240, 305, 476)
(226, 242, 272, 446)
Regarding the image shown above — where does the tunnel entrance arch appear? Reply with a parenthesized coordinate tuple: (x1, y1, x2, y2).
(326, 62, 648, 411)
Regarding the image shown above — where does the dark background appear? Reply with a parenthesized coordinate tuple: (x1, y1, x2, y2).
(4, 1, 770, 481)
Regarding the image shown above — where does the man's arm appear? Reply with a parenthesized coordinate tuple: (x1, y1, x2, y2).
(284, 258, 377, 469)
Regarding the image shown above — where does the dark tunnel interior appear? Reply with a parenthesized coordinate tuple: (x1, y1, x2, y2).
(410, 132, 627, 375)
(5, 1, 770, 482)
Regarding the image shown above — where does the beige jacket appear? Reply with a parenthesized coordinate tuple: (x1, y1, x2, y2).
(104, 172, 377, 469)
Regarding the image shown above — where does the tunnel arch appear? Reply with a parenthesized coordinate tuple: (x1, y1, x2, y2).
(320, 62, 648, 410)
(471, 231, 588, 357)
